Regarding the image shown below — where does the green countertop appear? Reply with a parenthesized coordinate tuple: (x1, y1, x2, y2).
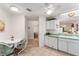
(46, 33, 79, 40)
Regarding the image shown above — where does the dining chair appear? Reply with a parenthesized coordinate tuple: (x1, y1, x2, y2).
(13, 39, 26, 55)
(0, 43, 14, 56)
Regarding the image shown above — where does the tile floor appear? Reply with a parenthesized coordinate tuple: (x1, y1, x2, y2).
(19, 38, 72, 56)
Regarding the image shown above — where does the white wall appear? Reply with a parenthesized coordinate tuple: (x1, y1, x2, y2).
(27, 20, 34, 39)
(11, 14, 25, 39)
(0, 8, 11, 39)
(0, 7, 27, 46)
(39, 16, 46, 47)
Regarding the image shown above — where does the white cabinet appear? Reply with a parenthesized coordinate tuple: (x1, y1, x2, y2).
(46, 20, 56, 30)
(45, 36, 49, 46)
(45, 35, 79, 55)
(58, 38, 68, 52)
(45, 36, 57, 49)
(58, 38, 79, 55)
(51, 37, 57, 49)
(68, 40, 79, 55)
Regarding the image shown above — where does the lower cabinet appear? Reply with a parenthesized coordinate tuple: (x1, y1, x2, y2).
(68, 40, 79, 55)
(45, 36, 49, 46)
(50, 37, 57, 49)
(58, 38, 68, 52)
(45, 36, 79, 55)
(45, 36, 57, 49)
(59, 39, 79, 55)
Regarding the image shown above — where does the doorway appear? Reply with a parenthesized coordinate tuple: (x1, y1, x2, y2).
(27, 17, 39, 48)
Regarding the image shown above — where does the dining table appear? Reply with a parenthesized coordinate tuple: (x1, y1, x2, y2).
(0, 37, 25, 48)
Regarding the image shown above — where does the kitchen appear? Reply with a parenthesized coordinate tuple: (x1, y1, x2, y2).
(45, 9, 79, 56)
(0, 3, 79, 56)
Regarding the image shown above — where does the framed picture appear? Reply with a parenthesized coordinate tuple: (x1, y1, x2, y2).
(0, 20, 5, 32)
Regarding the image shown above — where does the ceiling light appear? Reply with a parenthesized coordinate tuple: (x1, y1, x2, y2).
(10, 6, 19, 12)
(44, 4, 54, 15)
(46, 10, 52, 15)
(68, 11, 75, 17)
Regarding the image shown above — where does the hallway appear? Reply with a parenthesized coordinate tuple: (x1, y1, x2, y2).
(27, 38, 39, 48)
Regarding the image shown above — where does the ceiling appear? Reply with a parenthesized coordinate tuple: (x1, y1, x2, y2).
(0, 3, 79, 17)
(60, 16, 79, 25)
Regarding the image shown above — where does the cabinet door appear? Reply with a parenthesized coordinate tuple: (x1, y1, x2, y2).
(51, 37, 57, 49)
(58, 38, 68, 52)
(68, 40, 79, 55)
(45, 36, 49, 46)
(45, 36, 53, 48)
(47, 37, 53, 47)
(45, 36, 57, 49)
(46, 20, 56, 30)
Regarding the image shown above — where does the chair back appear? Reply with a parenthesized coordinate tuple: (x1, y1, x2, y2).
(16, 39, 26, 49)
(0, 43, 14, 56)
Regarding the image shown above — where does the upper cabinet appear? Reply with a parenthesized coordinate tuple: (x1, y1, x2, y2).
(46, 20, 57, 30)
(46, 17, 59, 31)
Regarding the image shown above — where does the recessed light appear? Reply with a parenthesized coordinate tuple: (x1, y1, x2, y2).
(10, 6, 19, 12)
(48, 4, 53, 9)
(44, 4, 55, 15)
